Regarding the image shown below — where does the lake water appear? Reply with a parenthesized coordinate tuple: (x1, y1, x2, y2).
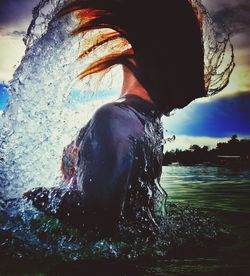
(1, 165, 250, 275)
(162, 165, 250, 214)
(158, 165, 250, 275)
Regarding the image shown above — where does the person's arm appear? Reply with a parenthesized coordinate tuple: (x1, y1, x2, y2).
(60, 121, 92, 186)
(61, 141, 78, 184)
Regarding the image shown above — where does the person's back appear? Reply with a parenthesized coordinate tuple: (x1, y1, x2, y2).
(25, 95, 166, 236)
(75, 95, 166, 231)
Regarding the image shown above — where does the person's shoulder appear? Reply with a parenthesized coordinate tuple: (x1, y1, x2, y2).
(92, 101, 143, 138)
(93, 101, 138, 124)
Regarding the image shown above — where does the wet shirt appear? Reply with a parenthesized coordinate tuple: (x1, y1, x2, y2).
(27, 95, 167, 235)
(74, 95, 166, 229)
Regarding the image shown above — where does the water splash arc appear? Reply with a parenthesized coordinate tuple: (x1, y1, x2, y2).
(0, 0, 121, 198)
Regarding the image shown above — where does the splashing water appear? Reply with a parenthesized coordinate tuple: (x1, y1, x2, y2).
(0, 0, 122, 198)
(190, 0, 235, 95)
(0, 197, 227, 263)
(0, 0, 234, 265)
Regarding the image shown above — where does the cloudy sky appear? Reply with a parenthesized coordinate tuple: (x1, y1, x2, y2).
(0, 0, 250, 150)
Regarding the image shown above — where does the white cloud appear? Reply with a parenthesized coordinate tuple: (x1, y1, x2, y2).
(0, 36, 26, 83)
(0, 0, 38, 83)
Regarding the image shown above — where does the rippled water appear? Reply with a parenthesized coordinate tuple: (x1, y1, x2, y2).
(1, 165, 250, 274)
(160, 165, 250, 275)
(162, 165, 250, 213)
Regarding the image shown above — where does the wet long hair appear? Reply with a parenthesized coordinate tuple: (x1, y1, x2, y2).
(60, 0, 206, 113)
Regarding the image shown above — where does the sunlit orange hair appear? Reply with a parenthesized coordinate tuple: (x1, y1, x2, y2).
(60, 0, 205, 113)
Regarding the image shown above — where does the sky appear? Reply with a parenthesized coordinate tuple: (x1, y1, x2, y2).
(0, 0, 250, 150)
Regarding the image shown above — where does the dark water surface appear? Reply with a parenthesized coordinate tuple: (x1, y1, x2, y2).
(162, 165, 250, 213)
(1, 165, 250, 275)
(160, 165, 250, 275)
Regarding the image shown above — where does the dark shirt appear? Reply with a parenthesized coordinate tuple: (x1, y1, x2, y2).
(27, 95, 167, 235)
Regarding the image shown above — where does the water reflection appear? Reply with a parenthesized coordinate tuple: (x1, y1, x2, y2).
(161, 165, 250, 213)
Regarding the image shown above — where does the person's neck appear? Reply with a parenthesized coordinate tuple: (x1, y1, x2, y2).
(121, 66, 154, 105)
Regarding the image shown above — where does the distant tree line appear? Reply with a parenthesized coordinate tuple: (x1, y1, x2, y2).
(163, 135, 250, 166)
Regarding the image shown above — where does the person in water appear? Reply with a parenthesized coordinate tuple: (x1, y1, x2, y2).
(24, 0, 206, 236)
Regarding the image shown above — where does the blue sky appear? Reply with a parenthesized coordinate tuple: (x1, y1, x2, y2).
(164, 93, 250, 138)
(0, 83, 9, 110)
